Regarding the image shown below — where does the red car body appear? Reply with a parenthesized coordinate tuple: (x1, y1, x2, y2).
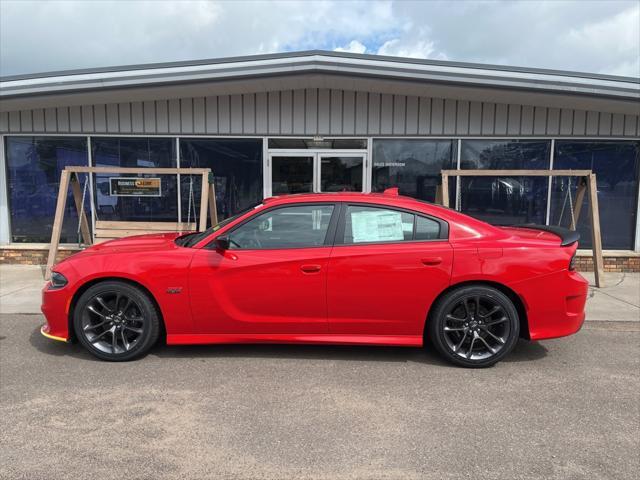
(41, 192, 588, 349)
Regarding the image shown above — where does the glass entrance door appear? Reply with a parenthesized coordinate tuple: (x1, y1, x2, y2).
(271, 156, 314, 194)
(319, 155, 364, 192)
(269, 152, 366, 196)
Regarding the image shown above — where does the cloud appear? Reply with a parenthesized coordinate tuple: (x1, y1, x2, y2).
(0, 0, 638, 77)
(334, 40, 367, 54)
(377, 37, 447, 61)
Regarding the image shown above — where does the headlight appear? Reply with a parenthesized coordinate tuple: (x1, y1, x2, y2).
(49, 271, 68, 289)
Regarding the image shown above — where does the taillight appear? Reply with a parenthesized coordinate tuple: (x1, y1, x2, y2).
(569, 253, 577, 271)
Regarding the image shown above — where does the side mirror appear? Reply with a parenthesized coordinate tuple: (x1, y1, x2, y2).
(214, 236, 230, 250)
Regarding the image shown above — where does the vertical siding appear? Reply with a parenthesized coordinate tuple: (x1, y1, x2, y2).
(292, 89, 305, 135)
(380, 94, 393, 134)
(33, 109, 45, 132)
(243, 93, 255, 135)
(417, 97, 430, 135)
(573, 110, 586, 136)
(229, 94, 242, 134)
(355, 92, 369, 135)
(20, 110, 33, 132)
(317, 89, 330, 135)
(280, 91, 292, 134)
(69, 107, 82, 132)
(193, 97, 205, 134)
(405, 96, 419, 135)
(267, 91, 280, 134)
(255, 92, 268, 133)
(1, 87, 638, 137)
(142, 101, 155, 133)
(305, 89, 318, 134)
(205, 96, 218, 134)
(443, 99, 457, 135)
(431, 98, 444, 135)
(482, 104, 496, 135)
(342, 90, 356, 135)
(368, 93, 380, 134)
(218, 95, 230, 134)
(329, 90, 342, 135)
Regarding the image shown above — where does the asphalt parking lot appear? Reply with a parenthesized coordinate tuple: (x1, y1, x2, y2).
(0, 314, 638, 480)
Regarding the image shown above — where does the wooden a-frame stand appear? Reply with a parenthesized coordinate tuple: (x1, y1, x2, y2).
(436, 169, 605, 287)
(46, 166, 218, 279)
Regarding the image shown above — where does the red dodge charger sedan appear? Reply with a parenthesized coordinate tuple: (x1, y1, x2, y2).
(41, 190, 588, 367)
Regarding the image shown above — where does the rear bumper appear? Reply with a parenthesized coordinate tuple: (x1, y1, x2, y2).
(515, 270, 588, 341)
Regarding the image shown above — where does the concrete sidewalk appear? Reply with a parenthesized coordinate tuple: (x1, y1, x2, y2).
(1, 264, 638, 321)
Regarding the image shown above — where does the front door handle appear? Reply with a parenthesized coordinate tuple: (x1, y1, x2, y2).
(421, 257, 442, 266)
(300, 264, 322, 273)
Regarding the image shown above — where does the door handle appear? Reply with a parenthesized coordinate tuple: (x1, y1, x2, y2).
(421, 257, 442, 266)
(300, 264, 322, 273)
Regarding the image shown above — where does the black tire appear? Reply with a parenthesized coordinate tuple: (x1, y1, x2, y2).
(427, 285, 520, 368)
(73, 281, 160, 361)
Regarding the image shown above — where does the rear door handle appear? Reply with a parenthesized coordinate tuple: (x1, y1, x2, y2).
(300, 264, 322, 273)
(421, 257, 442, 266)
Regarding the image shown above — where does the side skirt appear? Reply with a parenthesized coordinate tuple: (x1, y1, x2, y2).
(166, 333, 424, 347)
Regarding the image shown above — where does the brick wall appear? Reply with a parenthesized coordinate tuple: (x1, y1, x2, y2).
(573, 255, 640, 272)
(1, 247, 639, 272)
(0, 248, 79, 265)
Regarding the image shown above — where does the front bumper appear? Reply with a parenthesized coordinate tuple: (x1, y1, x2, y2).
(40, 324, 68, 342)
(40, 281, 72, 342)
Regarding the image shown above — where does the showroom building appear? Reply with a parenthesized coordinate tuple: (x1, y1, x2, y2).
(0, 51, 639, 269)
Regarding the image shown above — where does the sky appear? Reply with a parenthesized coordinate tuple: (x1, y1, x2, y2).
(0, 0, 638, 78)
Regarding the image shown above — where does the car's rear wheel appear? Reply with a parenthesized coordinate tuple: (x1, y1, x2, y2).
(428, 285, 520, 368)
(73, 281, 160, 361)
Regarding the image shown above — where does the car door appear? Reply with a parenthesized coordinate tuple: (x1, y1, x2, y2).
(189, 203, 337, 335)
(327, 203, 453, 336)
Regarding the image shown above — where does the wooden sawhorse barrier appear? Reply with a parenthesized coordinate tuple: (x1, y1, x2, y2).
(46, 166, 217, 279)
(437, 169, 604, 287)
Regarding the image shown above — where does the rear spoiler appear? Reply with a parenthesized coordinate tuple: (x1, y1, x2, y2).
(511, 224, 580, 247)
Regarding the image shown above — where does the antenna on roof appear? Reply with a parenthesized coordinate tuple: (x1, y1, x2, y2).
(383, 187, 399, 196)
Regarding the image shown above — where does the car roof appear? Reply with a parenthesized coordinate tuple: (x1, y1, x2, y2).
(262, 192, 453, 215)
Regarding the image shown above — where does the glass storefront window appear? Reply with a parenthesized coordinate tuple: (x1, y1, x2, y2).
(459, 140, 551, 225)
(5, 136, 89, 243)
(550, 141, 639, 250)
(180, 139, 263, 222)
(372, 139, 457, 203)
(92, 138, 177, 222)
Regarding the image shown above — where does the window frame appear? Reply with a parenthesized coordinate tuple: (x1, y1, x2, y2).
(207, 202, 340, 251)
(334, 202, 449, 247)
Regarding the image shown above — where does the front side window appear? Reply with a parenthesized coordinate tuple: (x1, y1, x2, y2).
(228, 205, 334, 249)
(342, 205, 442, 244)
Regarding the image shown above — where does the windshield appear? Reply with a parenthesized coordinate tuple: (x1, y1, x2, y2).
(177, 203, 262, 247)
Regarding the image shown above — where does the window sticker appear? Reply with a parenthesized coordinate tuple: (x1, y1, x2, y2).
(351, 210, 405, 243)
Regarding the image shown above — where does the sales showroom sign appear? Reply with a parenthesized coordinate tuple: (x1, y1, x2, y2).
(109, 177, 162, 197)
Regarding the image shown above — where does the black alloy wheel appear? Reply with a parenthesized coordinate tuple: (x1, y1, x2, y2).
(428, 285, 520, 367)
(74, 281, 160, 361)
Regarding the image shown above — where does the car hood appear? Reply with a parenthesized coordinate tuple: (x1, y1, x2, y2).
(73, 232, 187, 257)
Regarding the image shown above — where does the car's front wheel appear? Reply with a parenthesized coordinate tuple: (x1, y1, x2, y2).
(73, 281, 160, 361)
(428, 285, 520, 368)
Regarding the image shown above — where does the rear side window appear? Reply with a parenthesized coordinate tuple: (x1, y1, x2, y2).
(342, 205, 443, 244)
(415, 216, 441, 240)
